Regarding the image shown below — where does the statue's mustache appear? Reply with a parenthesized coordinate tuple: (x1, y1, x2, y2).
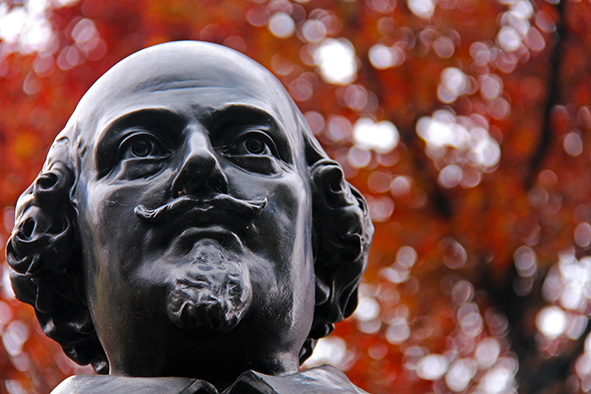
(134, 195, 267, 224)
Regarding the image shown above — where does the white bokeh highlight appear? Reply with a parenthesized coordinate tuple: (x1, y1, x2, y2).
(314, 38, 357, 85)
(353, 118, 399, 154)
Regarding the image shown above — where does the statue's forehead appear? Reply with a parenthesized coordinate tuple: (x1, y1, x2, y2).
(92, 84, 287, 135)
(75, 66, 297, 145)
(60, 42, 306, 169)
(77, 41, 289, 108)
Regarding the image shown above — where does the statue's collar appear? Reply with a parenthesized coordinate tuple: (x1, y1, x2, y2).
(51, 365, 368, 394)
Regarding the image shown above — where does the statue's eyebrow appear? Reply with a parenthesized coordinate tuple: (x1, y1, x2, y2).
(95, 108, 187, 177)
(100, 109, 188, 141)
(207, 104, 294, 164)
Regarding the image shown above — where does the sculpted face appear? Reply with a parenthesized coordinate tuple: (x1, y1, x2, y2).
(70, 42, 315, 383)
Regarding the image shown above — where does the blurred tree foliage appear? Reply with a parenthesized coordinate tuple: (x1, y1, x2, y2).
(1, 0, 591, 393)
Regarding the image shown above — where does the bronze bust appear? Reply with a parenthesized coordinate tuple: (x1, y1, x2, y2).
(6, 41, 373, 393)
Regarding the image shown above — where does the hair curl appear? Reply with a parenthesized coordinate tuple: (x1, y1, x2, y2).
(6, 150, 109, 373)
(298, 124, 373, 363)
(6, 117, 373, 374)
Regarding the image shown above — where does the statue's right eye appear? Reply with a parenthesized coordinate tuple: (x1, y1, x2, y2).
(118, 132, 171, 161)
(130, 139, 153, 157)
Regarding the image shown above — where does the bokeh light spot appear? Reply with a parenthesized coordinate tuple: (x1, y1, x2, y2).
(438, 67, 468, 103)
(390, 176, 412, 198)
(347, 146, 371, 168)
(302, 19, 326, 43)
(416, 354, 449, 380)
(438, 164, 463, 188)
(368, 171, 393, 194)
(246, 7, 270, 27)
(288, 77, 313, 102)
(407, 0, 435, 19)
(72, 19, 97, 43)
(353, 118, 399, 153)
(369, 44, 405, 69)
(525, 26, 545, 52)
(434, 36, 455, 58)
(452, 280, 474, 305)
(475, 337, 501, 369)
(2, 320, 29, 356)
(0, 7, 27, 44)
(479, 74, 503, 101)
(446, 359, 476, 391)
(386, 318, 410, 344)
(304, 337, 350, 370)
(304, 111, 324, 135)
(327, 115, 352, 142)
(354, 295, 380, 321)
(0, 300, 13, 327)
(514, 246, 538, 277)
(367, 196, 395, 222)
(440, 238, 468, 269)
(5, 381, 25, 394)
(575, 222, 591, 248)
(314, 38, 357, 84)
(536, 305, 567, 339)
(397, 246, 418, 268)
(564, 131, 583, 156)
(2, 265, 16, 300)
(268, 12, 295, 39)
(497, 26, 521, 52)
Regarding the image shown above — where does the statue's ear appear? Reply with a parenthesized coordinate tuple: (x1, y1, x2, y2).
(308, 159, 373, 340)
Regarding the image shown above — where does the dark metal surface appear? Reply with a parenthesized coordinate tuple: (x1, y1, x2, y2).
(6, 41, 373, 392)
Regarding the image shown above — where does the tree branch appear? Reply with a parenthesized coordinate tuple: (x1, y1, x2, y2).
(526, 1, 567, 188)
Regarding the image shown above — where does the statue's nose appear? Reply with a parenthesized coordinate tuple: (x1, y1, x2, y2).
(171, 129, 228, 197)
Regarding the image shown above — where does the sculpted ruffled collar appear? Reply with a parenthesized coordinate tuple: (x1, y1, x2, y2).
(50, 365, 368, 394)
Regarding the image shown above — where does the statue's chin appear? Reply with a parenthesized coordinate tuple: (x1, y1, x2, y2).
(165, 239, 252, 334)
(165, 275, 251, 334)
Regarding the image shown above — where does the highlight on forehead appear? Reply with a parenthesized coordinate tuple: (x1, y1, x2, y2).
(77, 42, 291, 125)
(78, 41, 288, 107)
(48, 41, 329, 177)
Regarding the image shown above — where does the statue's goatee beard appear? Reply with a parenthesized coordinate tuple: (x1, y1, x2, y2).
(165, 239, 252, 334)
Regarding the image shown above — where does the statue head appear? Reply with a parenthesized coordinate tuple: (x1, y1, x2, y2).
(6, 41, 373, 387)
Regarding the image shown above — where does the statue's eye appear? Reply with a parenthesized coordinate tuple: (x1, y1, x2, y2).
(119, 133, 170, 160)
(244, 138, 265, 154)
(130, 139, 154, 157)
(226, 131, 277, 157)
(218, 130, 283, 175)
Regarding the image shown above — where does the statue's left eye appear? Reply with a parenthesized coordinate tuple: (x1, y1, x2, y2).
(229, 131, 277, 157)
(244, 137, 265, 154)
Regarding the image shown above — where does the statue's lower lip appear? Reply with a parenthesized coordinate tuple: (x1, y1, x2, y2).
(169, 225, 245, 254)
